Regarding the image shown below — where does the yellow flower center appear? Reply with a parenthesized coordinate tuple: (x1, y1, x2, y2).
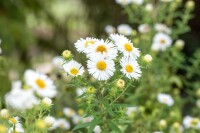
(125, 64, 134, 73)
(163, 98, 168, 102)
(85, 40, 95, 47)
(9, 118, 17, 124)
(96, 61, 107, 70)
(96, 45, 107, 53)
(70, 68, 79, 75)
(160, 39, 166, 44)
(124, 43, 133, 52)
(190, 118, 199, 126)
(35, 78, 46, 89)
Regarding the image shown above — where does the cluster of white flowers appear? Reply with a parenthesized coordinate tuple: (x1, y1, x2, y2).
(115, 0, 144, 6)
(5, 69, 57, 110)
(152, 23, 172, 51)
(105, 24, 132, 36)
(63, 34, 141, 81)
(8, 116, 24, 133)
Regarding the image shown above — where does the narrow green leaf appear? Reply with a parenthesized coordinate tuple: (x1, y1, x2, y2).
(72, 122, 91, 131)
(88, 118, 100, 133)
(107, 121, 121, 133)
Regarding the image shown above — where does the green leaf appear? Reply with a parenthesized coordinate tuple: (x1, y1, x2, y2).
(88, 118, 100, 133)
(72, 122, 91, 131)
(107, 121, 121, 133)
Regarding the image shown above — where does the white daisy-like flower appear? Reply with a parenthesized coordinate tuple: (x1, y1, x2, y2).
(157, 93, 174, 106)
(183, 116, 200, 129)
(82, 116, 94, 123)
(115, 0, 132, 6)
(120, 57, 141, 79)
(63, 60, 84, 77)
(154, 23, 171, 34)
(117, 24, 132, 36)
(51, 118, 70, 130)
(74, 37, 98, 53)
(24, 69, 57, 98)
(63, 107, 76, 118)
(105, 25, 116, 34)
(151, 32, 172, 51)
(110, 34, 140, 59)
(86, 39, 118, 59)
(138, 24, 151, 34)
(145, 4, 153, 12)
(5, 81, 39, 110)
(8, 123, 24, 133)
(72, 115, 82, 125)
(126, 107, 138, 116)
(9, 116, 20, 125)
(87, 54, 115, 81)
(52, 56, 64, 69)
(76, 87, 86, 96)
(132, 0, 144, 5)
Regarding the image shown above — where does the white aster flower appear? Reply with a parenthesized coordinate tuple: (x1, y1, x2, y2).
(82, 116, 94, 123)
(52, 56, 64, 69)
(5, 81, 39, 110)
(145, 4, 153, 12)
(151, 32, 172, 51)
(154, 23, 171, 34)
(24, 69, 57, 98)
(76, 87, 86, 96)
(87, 54, 115, 81)
(160, 0, 173, 2)
(9, 116, 20, 125)
(157, 93, 174, 106)
(86, 39, 118, 59)
(63, 107, 76, 118)
(117, 24, 132, 36)
(115, 0, 132, 6)
(110, 34, 140, 58)
(183, 116, 200, 129)
(74, 37, 98, 53)
(51, 118, 70, 130)
(120, 57, 141, 79)
(105, 25, 116, 34)
(72, 115, 82, 125)
(138, 24, 151, 34)
(63, 60, 84, 77)
(44, 116, 55, 127)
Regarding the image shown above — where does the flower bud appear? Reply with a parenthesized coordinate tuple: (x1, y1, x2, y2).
(116, 79, 125, 89)
(44, 116, 55, 127)
(186, 1, 195, 10)
(191, 118, 199, 126)
(36, 119, 46, 129)
(42, 97, 52, 108)
(86, 87, 96, 94)
(159, 119, 167, 128)
(62, 50, 72, 60)
(175, 39, 185, 49)
(78, 109, 84, 115)
(173, 122, 180, 129)
(143, 54, 153, 63)
(0, 109, 9, 119)
(0, 124, 7, 133)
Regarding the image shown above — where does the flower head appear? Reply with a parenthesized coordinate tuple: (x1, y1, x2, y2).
(63, 60, 84, 77)
(157, 93, 174, 106)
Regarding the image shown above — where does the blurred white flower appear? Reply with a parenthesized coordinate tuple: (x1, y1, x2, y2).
(24, 70, 57, 98)
(143, 54, 153, 63)
(132, 0, 144, 5)
(151, 32, 172, 51)
(42, 97, 52, 107)
(82, 116, 94, 123)
(115, 0, 132, 6)
(63, 107, 76, 118)
(5, 81, 39, 110)
(117, 24, 132, 36)
(157, 93, 174, 106)
(138, 24, 151, 34)
(51, 118, 70, 130)
(145, 4, 153, 12)
(9, 116, 20, 125)
(105, 25, 116, 34)
(154, 23, 171, 34)
(76, 87, 86, 96)
(44, 116, 55, 127)
(52, 56, 64, 69)
(126, 107, 137, 116)
(183, 116, 200, 129)
(175, 39, 185, 49)
(160, 0, 173, 2)
(8, 123, 24, 133)
(35, 63, 53, 74)
(63, 60, 85, 77)
(72, 115, 82, 125)
(93, 125, 101, 133)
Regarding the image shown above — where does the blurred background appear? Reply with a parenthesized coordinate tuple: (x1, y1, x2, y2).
(0, 0, 199, 91)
